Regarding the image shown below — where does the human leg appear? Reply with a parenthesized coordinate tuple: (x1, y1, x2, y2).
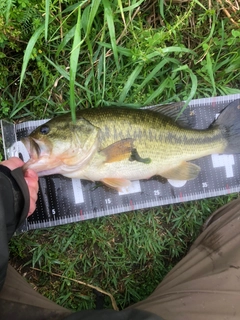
(0, 264, 72, 320)
(129, 198, 240, 320)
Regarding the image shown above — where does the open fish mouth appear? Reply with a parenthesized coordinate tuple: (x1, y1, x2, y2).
(21, 137, 53, 174)
(21, 137, 41, 160)
(21, 136, 85, 176)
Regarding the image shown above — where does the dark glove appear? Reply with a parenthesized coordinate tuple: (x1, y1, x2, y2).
(0, 165, 30, 291)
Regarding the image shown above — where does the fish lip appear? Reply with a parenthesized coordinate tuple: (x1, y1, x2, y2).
(31, 138, 41, 157)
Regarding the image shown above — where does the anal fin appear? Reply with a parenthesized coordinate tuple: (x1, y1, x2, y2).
(161, 161, 201, 180)
(102, 178, 131, 191)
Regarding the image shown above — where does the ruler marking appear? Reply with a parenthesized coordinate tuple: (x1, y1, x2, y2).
(79, 209, 84, 220)
(27, 183, 240, 230)
(72, 179, 84, 204)
(129, 199, 134, 210)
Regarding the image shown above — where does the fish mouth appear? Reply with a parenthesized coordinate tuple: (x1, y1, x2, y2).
(21, 137, 64, 176)
(21, 137, 52, 174)
(21, 137, 41, 159)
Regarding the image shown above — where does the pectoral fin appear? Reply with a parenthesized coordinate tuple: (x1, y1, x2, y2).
(100, 139, 134, 163)
(102, 178, 131, 191)
(161, 161, 201, 180)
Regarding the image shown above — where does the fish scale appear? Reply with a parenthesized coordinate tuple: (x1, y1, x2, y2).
(1, 93, 240, 233)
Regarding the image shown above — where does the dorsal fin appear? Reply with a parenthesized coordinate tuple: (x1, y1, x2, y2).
(144, 102, 196, 128)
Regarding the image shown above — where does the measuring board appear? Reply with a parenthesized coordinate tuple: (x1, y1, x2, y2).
(1, 94, 240, 232)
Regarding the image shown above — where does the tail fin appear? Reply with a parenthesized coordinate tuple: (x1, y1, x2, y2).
(212, 99, 240, 154)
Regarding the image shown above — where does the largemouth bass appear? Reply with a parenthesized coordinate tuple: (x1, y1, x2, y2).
(22, 99, 240, 191)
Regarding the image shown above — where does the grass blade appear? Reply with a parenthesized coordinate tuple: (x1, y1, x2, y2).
(206, 51, 216, 96)
(144, 77, 170, 105)
(102, 0, 120, 70)
(45, 0, 50, 42)
(98, 42, 131, 56)
(198, 12, 216, 48)
(116, 0, 145, 13)
(117, 0, 127, 28)
(101, 47, 106, 101)
(174, 65, 198, 110)
(161, 46, 196, 55)
(5, 0, 13, 23)
(56, 26, 76, 57)
(44, 56, 92, 93)
(193, 0, 207, 11)
(118, 65, 143, 103)
(70, 6, 82, 122)
(136, 58, 178, 93)
(86, 0, 101, 37)
(186, 68, 198, 105)
(145, 46, 195, 61)
(61, 0, 89, 14)
(19, 24, 45, 93)
(158, 0, 165, 19)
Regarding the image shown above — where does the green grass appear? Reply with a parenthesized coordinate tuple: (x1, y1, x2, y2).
(9, 194, 238, 310)
(1, 0, 240, 312)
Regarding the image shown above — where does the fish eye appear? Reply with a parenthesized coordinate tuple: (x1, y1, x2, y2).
(40, 125, 50, 135)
